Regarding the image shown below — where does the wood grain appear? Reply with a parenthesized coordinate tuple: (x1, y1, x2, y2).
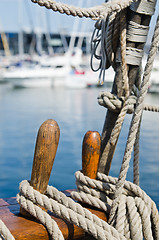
(20, 119, 60, 216)
(0, 195, 107, 240)
(30, 119, 60, 193)
(82, 131, 101, 179)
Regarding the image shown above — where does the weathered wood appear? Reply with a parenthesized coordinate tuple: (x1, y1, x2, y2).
(98, 8, 154, 175)
(0, 194, 107, 240)
(82, 131, 101, 179)
(30, 119, 60, 193)
(20, 119, 60, 216)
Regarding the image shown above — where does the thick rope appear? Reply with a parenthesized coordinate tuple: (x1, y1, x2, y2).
(108, 15, 159, 231)
(108, 8, 130, 147)
(17, 180, 126, 240)
(72, 171, 159, 240)
(17, 192, 64, 240)
(105, 12, 118, 68)
(0, 220, 14, 240)
(133, 118, 141, 185)
(15, 173, 159, 240)
(3, 171, 159, 240)
(31, 0, 138, 20)
(98, 92, 159, 113)
(90, 0, 156, 82)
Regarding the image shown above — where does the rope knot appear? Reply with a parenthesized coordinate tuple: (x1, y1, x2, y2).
(98, 92, 123, 112)
(98, 91, 137, 114)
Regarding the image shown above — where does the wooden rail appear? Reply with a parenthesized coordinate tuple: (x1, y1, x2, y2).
(0, 119, 107, 239)
(0, 194, 107, 239)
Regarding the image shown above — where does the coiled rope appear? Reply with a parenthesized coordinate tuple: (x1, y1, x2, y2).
(15, 167, 159, 240)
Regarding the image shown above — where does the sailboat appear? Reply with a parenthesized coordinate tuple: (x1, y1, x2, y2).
(0, 0, 105, 88)
(0, 47, 86, 88)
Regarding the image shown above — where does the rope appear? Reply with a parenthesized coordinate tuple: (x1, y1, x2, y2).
(98, 92, 159, 113)
(15, 173, 159, 240)
(73, 171, 159, 240)
(17, 180, 126, 240)
(3, 171, 159, 240)
(108, 8, 129, 147)
(31, 0, 138, 20)
(133, 117, 141, 185)
(105, 12, 119, 68)
(90, 0, 156, 82)
(108, 14, 159, 229)
(0, 219, 14, 240)
(127, 21, 149, 43)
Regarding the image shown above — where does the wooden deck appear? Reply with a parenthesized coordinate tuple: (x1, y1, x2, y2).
(0, 191, 107, 240)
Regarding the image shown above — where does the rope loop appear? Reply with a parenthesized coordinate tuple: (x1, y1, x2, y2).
(90, 11, 120, 83)
(72, 171, 159, 240)
(17, 180, 127, 240)
(14, 173, 159, 240)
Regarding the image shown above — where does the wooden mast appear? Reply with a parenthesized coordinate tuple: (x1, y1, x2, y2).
(98, 7, 154, 175)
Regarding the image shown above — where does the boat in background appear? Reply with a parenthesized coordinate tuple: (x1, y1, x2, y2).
(64, 70, 98, 88)
(0, 48, 82, 88)
(52, 64, 114, 89)
(1, 63, 71, 88)
(0, 48, 115, 89)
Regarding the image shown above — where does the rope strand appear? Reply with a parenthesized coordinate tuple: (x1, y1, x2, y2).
(31, 0, 137, 20)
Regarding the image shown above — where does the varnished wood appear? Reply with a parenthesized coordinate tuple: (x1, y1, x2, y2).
(0, 194, 107, 240)
(82, 131, 101, 179)
(20, 119, 60, 216)
(11, 126, 105, 239)
(30, 119, 60, 193)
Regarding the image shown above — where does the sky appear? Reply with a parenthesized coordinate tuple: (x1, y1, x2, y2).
(0, 0, 103, 34)
(0, 0, 158, 38)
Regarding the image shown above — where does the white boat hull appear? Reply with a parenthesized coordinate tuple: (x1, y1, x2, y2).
(13, 79, 53, 88)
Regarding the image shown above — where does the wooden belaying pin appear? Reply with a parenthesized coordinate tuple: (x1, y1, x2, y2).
(30, 119, 60, 193)
(82, 131, 101, 179)
(20, 119, 60, 215)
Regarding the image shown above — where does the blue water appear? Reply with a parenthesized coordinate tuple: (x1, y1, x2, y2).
(0, 84, 158, 209)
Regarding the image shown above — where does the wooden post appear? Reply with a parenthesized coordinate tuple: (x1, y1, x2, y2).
(20, 119, 60, 216)
(82, 131, 101, 179)
(81, 130, 108, 230)
(0, 127, 107, 239)
(98, 7, 154, 175)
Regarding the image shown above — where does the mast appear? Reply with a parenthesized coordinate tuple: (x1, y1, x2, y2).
(67, 0, 84, 53)
(44, 10, 54, 55)
(36, 7, 43, 55)
(18, 0, 24, 57)
(0, 19, 10, 56)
